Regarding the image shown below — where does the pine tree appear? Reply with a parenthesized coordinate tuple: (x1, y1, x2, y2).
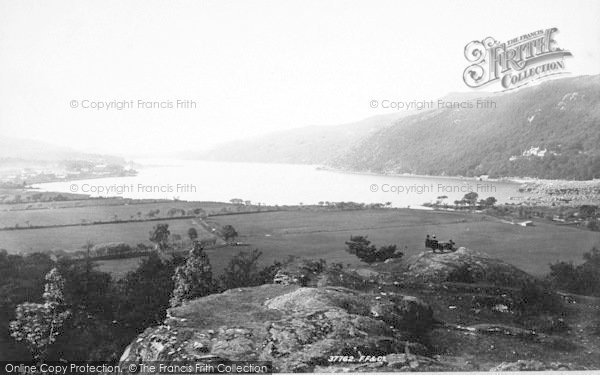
(170, 242, 216, 307)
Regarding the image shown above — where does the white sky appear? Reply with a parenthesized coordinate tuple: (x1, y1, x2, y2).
(0, 0, 599, 156)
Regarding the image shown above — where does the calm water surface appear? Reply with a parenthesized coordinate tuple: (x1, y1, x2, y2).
(33, 160, 528, 207)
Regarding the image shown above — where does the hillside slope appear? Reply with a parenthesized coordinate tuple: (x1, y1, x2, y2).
(201, 113, 407, 164)
(330, 75, 600, 179)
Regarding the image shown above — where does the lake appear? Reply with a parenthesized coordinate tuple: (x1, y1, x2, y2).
(33, 160, 528, 207)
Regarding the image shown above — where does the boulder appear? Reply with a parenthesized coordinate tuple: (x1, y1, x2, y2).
(401, 247, 535, 287)
(119, 284, 437, 372)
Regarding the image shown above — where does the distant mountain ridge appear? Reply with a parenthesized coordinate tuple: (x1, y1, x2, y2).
(331, 75, 600, 180)
(199, 112, 411, 164)
(203, 75, 600, 180)
(0, 137, 126, 164)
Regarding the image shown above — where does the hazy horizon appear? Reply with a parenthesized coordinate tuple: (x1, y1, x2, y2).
(1, 0, 599, 157)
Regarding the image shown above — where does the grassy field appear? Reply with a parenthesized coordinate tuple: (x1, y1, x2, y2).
(93, 246, 259, 280)
(0, 200, 232, 228)
(2, 207, 599, 277)
(0, 217, 214, 253)
(207, 209, 600, 276)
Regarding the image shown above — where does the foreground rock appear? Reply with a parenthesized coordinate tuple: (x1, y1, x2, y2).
(490, 360, 589, 371)
(119, 284, 438, 372)
(397, 247, 536, 287)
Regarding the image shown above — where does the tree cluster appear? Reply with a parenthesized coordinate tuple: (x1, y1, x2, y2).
(547, 247, 600, 296)
(344, 235, 402, 264)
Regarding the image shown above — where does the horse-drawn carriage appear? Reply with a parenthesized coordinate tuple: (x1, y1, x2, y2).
(425, 235, 457, 253)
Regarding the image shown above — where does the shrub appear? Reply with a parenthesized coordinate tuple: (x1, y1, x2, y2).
(345, 236, 402, 263)
(220, 249, 282, 290)
(187, 227, 198, 241)
(377, 245, 399, 261)
(548, 247, 600, 296)
(296, 259, 327, 286)
(299, 259, 327, 274)
(221, 225, 238, 242)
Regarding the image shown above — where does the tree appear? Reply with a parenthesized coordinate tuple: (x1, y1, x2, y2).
(345, 236, 377, 263)
(345, 236, 402, 264)
(483, 196, 497, 207)
(170, 242, 216, 307)
(188, 227, 198, 242)
(147, 209, 160, 218)
(462, 192, 479, 206)
(149, 224, 171, 251)
(117, 252, 183, 329)
(220, 249, 266, 290)
(52, 259, 122, 361)
(221, 225, 238, 242)
(548, 247, 600, 296)
(58, 258, 113, 318)
(377, 244, 399, 260)
(9, 268, 71, 361)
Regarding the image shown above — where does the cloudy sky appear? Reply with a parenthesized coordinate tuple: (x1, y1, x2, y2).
(1, 0, 599, 156)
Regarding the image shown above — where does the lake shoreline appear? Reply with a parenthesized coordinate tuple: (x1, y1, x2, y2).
(316, 164, 600, 186)
(27, 160, 532, 207)
(133, 158, 600, 188)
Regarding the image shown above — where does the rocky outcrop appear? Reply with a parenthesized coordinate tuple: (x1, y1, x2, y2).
(313, 352, 448, 372)
(119, 284, 437, 372)
(118, 248, 592, 372)
(400, 247, 535, 287)
(490, 360, 588, 371)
